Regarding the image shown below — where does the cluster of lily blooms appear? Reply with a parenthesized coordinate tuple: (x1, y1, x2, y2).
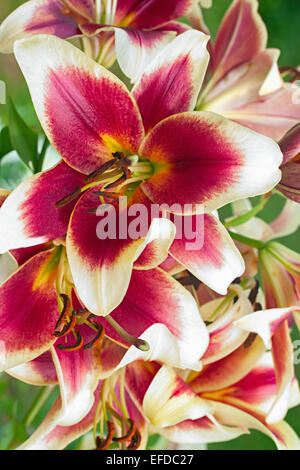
(0, 0, 300, 450)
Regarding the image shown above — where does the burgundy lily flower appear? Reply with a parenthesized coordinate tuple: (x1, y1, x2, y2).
(193, 0, 300, 141)
(0, 0, 211, 79)
(0, 32, 282, 315)
(15, 349, 300, 450)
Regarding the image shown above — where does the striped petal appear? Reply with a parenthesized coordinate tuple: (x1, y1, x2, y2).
(51, 324, 103, 426)
(67, 189, 175, 316)
(14, 35, 145, 174)
(210, 0, 267, 85)
(115, 27, 176, 84)
(7, 351, 58, 386)
(143, 366, 212, 428)
(158, 416, 246, 445)
(101, 268, 209, 370)
(139, 111, 282, 213)
(235, 306, 298, 349)
(190, 335, 266, 394)
(0, 249, 60, 371)
(0, 161, 84, 254)
(0, 0, 79, 54)
(208, 399, 300, 450)
(132, 30, 209, 132)
(169, 213, 244, 294)
(200, 291, 253, 365)
(115, 0, 198, 30)
(202, 49, 282, 113)
(224, 84, 300, 141)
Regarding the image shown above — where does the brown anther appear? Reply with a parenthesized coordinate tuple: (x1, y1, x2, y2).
(54, 310, 76, 338)
(113, 419, 136, 443)
(232, 277, 242, 285)
(254, 302, 262, 312)
(178, 273, 201, 289)
(96, 421, 115, 450)
(204, 320, 213, 326)
(248, 280, 259, 305)
(127, 428, 142, 450)
(93, 191, 120, 200)
(56, 330, 84, 351)
(55, 294, 71, 330)
(83, 159, 117, 185)
(83, 324, 105, 350)
(75, 308, 89, 316)
(105, 169, 131, 190)
(55, 186, 81, 209)
(244, 332, 258, 349)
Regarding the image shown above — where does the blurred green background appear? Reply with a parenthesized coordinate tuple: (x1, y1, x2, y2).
(0, 0, 300, 450)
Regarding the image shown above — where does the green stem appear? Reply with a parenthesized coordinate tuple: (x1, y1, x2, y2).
(224, 197, 268, 228)
(25, 385, 55, 428)
(228, 231, 267, 249)
(35, 136, 50, 173)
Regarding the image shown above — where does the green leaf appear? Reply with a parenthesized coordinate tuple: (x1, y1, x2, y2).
(0, 126, 13, 160)
(7, 96, 38, 170)
(0, 151, 32, 190)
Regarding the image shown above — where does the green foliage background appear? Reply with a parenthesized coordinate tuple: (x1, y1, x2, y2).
(0, 0, 299, 450)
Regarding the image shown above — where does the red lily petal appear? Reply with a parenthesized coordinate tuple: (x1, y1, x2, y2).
(51, 324, 103, 426)
(208, 399, 300, 450)
(0, 161, 84, 253)
(0, 0, 80, 54)
(132, 30, 209, 133)
(100, 268, 209, 370)
(139, 111, 282, 213)
(0, 249, 60, 371)
(115, 0, 197, 30)
(67, 188, 175, 316)
(169, 213, 244, 294)
(115, 27, 176, 84)
(7, 351, 58, 385)
(210, 0, 267, 85)
(190, 335, 266, 394)
(14, 35, 144, 174)
(225, 84, 300, 141)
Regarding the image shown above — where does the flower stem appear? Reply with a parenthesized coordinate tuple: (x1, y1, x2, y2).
(25, 385, 55, 428)
(224, 197, 268, 228)
(227, 231, 267, 249)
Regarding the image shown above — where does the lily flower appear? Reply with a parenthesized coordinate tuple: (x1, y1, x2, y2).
(225, 198, 300, 423)
(192, 0, 300, 141)
(142, 359, 300, 450)
(0, 231, 212, 429)
(0, 0, 211, 78)
(0, 32, 282, 315)
(18, 349, 300, 450)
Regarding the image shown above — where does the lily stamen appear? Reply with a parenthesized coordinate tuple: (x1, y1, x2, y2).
(54, 309, 76, 337)
(127, 429, 142, 450)
(95, 421, 115, 450)
(83, 324, 105, 350)
(56, 330, 84, 351)
(113, 419, 136, 443)
(105, 315, 150, 351)
(55, 293, 71, 330)
(55, 186, 81, 209)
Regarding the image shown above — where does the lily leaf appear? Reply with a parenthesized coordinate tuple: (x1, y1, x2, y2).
(7, 96, 38, 170)
(0, 126, 12, 160)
